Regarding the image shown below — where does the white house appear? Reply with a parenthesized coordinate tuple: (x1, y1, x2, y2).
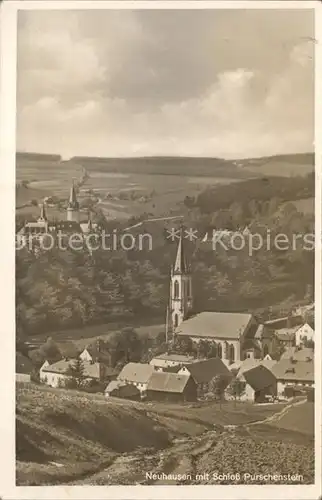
(294, 323, 314, 347)
(270, 357, 314, 398)
(149, 353, 198, 371)
(117, 362, 155, 395)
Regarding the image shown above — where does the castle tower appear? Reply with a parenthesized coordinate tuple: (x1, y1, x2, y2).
(67, 180, 80, 222)
(170, 230, 193, 331)
(37, 203, 47, 222)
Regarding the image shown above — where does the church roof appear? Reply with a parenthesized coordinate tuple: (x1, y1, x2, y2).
(176, 311, 253, 340)
(173, 232, 188, 274)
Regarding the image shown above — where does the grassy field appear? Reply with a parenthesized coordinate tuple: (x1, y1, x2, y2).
(16, 153, 314, 221)
(16, 383, 315, 486)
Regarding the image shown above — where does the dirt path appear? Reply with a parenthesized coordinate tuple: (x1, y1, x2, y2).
(72, 399, 306, 485)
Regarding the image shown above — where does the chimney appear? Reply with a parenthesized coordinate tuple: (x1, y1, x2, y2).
(286, 315, 293, 328)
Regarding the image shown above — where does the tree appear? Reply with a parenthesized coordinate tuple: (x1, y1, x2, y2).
(209, 374, 227, 408)
(226, 377, 246, 407)
(65, 358, 85, 389)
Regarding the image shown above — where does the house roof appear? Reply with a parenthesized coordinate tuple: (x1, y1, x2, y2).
(230, 357, 277, 379)
(182, 357, 232, 384)
(176, 312, 253, 340)
(147, 372, 191, 393)
(117, 362, 154, 384)
(271, 359, 314, 382)
(243, 365, 277, 391)
(280, 346, 314, 362)
(42, 359, 102, 379)
(83, 340, 111, 363)
(16, 352, 33, 374)
(263, 315, 303, 329)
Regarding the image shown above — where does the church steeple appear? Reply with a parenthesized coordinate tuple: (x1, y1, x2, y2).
(170, 229, 193, 332)
(67, 180, 80, 222)
(173, 231, 188, 274)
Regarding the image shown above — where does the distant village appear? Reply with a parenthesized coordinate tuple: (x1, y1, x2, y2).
(16, 229, 315, 405)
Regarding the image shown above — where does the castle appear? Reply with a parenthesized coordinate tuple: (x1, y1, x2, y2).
(168, 231, 259, 365)
(17, 181, 99, 245)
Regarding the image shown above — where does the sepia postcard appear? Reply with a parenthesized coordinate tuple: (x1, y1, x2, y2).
(0, 1, 321, 499)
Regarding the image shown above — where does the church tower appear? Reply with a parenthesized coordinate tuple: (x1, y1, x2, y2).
(37, 202, 47, 223)
(170, 230, 193, 331)
(67, 180, 80, 223)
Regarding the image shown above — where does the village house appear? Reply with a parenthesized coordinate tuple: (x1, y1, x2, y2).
(16, 352, 33, 383)
(229, 355, 276, 381)
(238, 365, 277, 403)
(79, 338, 112, 365)
(280, 346, 314, 361)
(149, 353, 198, 371)
(40, 358, 116, 388)
(105, 380, 141, 401)
(254, 315, 304, 358)
(270, 356, 314, 398)
(147, 371, 197, 403)
(294, 323, 314, 347)
(117, 362, 155, 396)
(178, 357, 232, 396)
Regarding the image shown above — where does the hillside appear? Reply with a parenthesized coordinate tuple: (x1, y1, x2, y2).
(17, 384, 314, 486)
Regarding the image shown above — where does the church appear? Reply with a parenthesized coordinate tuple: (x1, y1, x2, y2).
(168, 231, 259, 366)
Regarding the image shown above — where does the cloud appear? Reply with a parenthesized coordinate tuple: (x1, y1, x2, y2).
(16, 9, 314, 159)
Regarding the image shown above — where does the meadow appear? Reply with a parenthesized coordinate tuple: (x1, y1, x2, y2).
(16, 384, 314, 486)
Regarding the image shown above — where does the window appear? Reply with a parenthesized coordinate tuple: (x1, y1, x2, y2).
(229, 344, 235, 362)
(174, 314, 179, 328)
(187, 279, 191, 297)
(218, 344, 222, 358)
(174, 280, 179, 299)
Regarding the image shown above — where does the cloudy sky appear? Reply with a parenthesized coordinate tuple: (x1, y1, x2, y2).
(17, 8, 314, 159)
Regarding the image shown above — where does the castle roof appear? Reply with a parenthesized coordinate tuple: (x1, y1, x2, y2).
(68, 181, 79, 209)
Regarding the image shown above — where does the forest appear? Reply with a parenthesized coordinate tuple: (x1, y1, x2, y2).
(16, 173, 314, 342)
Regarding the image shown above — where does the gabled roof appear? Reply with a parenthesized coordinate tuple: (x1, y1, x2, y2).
(83, 340, 111, 363)
(41, 359, 103, 379)
(16, 352, 33, 375)
(117, 362, 154, 384)
(105, 380, 140, 397)
(176, 311, 253, 339)
(182, 357, 232, 384)
(147, 372, 191, 393)
(280, 346, 314, 362)
(230, 357, 277, 379)
(243, 365, 277, 391)
(271, 359, 314, 382)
